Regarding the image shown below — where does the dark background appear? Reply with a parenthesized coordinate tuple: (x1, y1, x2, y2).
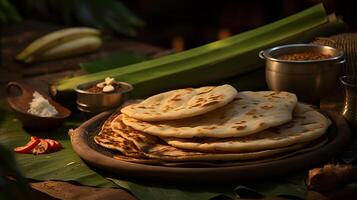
(121, 0, 356, 49)
(7, 0, 357, 50)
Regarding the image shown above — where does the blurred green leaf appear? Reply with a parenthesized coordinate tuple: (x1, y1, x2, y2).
(234, 185, 264, 198)
(109, 178, 236, 200)
(22, 0, 144, 37)
(75, 1, 103, 28)
(80, 51, 147, 73)
(0, 11, 7, 23)
(237, 172, 307, 199)
(75, 0, 140, 36)
(103, 14, 137, 36)
(0, 145, 31, 199)
(110, 0, 145, 27)
(220, 68, 267, 91)
(0, 0, 22, 24)
(0, 109, 117, 189)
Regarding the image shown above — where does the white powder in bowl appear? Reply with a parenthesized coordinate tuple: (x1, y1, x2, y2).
(28, 91, 58, 117)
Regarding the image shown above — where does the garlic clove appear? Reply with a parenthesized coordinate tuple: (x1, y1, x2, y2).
(96, 82, 106, 88)
(102, 85, 115, 92)
(105, 77, 115, 86)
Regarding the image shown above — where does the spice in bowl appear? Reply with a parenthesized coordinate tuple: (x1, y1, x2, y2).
(75, 77, 133, 113)
(28, 91, 58, 117)
(86, 77, 121, 93)
(278, 52, 333, 61)
(260, 44, 345, 103)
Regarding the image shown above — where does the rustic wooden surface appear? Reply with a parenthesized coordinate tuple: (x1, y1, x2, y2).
(0, 20, 171, 99)
(30, 181, 137, 200)
(1, 20, 170, 77)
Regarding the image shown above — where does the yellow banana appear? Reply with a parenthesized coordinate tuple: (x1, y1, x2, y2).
(24, 35, 102, 63)
(16, 27, 100, 61)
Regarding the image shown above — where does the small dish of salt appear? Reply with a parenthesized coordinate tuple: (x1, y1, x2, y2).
(6, 82, 71, 129)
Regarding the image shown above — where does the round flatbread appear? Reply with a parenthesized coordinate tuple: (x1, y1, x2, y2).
(111, 116, 161, 150)
(113, 136, 327, 166)
(163, 103, 331, 152)
(107, 114, 309, 162)
(120, 84, 238, 121)
(94, 113, 145, 158)
(122, 91, 298, 138)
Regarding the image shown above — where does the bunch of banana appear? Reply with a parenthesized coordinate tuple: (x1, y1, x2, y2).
(16, 27, 102, 63)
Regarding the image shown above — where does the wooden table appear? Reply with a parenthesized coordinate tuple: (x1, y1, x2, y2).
(1, 21, 356, 200)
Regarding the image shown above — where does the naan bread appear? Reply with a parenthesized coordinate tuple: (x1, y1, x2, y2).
(111, 115, 162, 150)
(163, 103, 331, 152)
(121, 84, 238, 121)
(94, 113, 145, 158)
(112, 154, 163, 164)
(142, 142, 306, 162)
(108, 114, 309, 162)
(122, 91, 297, 138)
(113, 135, 327, 166)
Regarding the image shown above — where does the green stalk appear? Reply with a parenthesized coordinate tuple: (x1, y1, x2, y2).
(52, 4, 346, 99)
(55, 4, 327, 90)
(127, 18, 347, 98)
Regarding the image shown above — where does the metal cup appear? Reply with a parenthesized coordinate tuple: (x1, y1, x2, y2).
(340, 76, 357, 126)
(260, 44, 345, 103)
(74, 81, 133, 114)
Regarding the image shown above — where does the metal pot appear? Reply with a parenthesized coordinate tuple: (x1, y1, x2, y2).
(259, 44, 345, 103)
(75, 81, 133, 113)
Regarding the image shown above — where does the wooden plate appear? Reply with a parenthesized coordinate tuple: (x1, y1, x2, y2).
(70, 110, 350, 183)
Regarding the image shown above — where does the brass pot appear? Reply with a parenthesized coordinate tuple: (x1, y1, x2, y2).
(260, 44, 345, 103)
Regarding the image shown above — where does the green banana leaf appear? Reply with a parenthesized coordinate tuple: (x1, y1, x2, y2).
(0, 0, 22, 24)
(79, 50, 266, 91)
(0, 144, 32, 200)
(80, 51, 148, 73)
(23, 0, 144, 37)
(53, 4, 348, 102)
(218, 68, 267, 91)
(0, 103, 313, 200)
(0, 109, 116, 188)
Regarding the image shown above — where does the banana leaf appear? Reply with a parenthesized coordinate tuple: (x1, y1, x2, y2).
(0, 144, 32, 200)
(23, 0, 144, 36)
(0, 103, 313, 200)
(0, 0, 22, 24)
(53, 4, 348, 101)
(217, 68, 267, 91)
(80, 51, 147, 73)
(0, 109, 116, 188)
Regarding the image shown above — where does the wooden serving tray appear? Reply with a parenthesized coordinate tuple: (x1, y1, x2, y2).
(70, 110, 350, 183)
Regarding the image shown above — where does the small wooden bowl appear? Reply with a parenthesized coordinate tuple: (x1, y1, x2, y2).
(6, 82, 71, 129)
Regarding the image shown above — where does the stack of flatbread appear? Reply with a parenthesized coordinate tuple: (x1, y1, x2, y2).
(94, 84, 331, 165)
